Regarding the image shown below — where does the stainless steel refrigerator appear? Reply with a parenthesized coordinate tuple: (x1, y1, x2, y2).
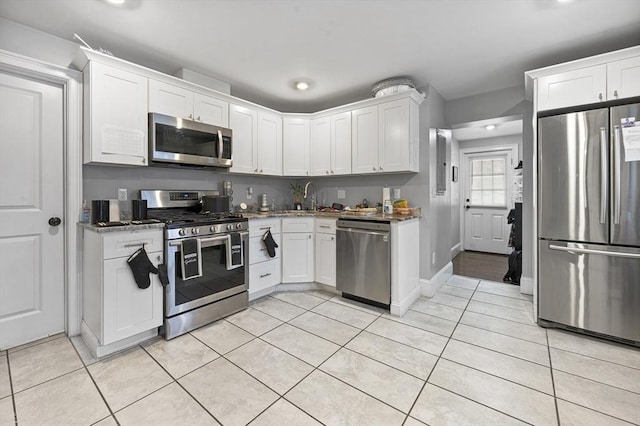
(538, 101, 640, 345)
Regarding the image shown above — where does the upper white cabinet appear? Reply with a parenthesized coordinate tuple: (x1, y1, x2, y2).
(283, 117, 311, 176)
(229, 103, 258, 174)
(607, 56, 640, 100)
(527, 47, 640, 112)
(83, 61, 149, 166)
(311, 111, 351, 176)
(229, 104, 282, 175)
(148, 80, 229, 127)
(352, 98, 419, 174)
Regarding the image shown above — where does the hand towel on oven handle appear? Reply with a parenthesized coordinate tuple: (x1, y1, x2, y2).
(181, 238, 203, 280)
(226, 232, 243, 270)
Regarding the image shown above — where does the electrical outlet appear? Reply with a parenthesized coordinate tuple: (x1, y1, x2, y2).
(432, 252, 436, 264)
(393, 188, 401, 199)
(337, 189, 346, 199)
(247, 187, 253, 199)
(117, 188, 127, 201)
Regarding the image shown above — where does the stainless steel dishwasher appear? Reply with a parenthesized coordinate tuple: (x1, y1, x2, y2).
(336, 219, 390, 307)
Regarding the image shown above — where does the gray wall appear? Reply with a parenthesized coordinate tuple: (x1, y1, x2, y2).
(445, 87, 534, 281)
(450, 136, 460, 253)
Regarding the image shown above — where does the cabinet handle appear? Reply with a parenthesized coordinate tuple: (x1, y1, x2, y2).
(372, 166, 376, 171)
(319, 225, 330, 228)
(197, 115, 201, 121)
(613, 90, 619, 98)
(308, 234, 312, 239)
(260, 169, 263, 173)
(331, 170, 334, 174)
(259, 226, 271, 230)
(254, 168, 258, 173)
(141, 158, 146, 164)
(331, 236, 334, 240)
(598, 93, 603, 101)
(326, 170, 329, 174)
(189, 113, 193, 119)
(260, 272, 272, 278)
(379, 166, 383, 171)
(124, 242, 146, 248)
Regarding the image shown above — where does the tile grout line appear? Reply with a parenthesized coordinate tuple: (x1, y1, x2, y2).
(4, 351, 17, 426)
(546, 329, 562, 426)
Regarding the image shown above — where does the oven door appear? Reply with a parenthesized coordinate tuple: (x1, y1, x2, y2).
(165, 232, 248, 317)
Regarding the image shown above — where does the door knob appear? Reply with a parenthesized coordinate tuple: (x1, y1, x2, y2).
(48, 217, 62, 226)
(465, 205, 470, 210)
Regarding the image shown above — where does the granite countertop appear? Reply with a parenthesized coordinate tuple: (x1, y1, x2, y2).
(243, 210, 421, 222)
(78, 222, 165, 233)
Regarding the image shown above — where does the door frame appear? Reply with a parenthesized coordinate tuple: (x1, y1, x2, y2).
(0, 50, 83, 338)
(459, 144, 519, 253)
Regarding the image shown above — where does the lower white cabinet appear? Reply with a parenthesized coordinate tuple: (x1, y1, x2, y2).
(315, 218, 337, 287)
(82, 227, 164, 355)
(282, 218, 314, 283)
(248, 218, 281, 298)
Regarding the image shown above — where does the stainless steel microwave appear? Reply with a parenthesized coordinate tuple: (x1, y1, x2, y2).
(149, 113, 232, 168)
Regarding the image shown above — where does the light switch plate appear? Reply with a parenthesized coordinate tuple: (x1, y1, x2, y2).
(337, 189, 346, 199)
(393, 188, 401, 199)
(117, 188, 127, 201)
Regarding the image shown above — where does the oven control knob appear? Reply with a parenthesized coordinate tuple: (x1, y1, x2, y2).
(236, 223, 242, 230)
(192, 228, 200, 235)
(178, 229, 187, 236)
(227, 224, 233, 231)
(210, 225, 217, 232)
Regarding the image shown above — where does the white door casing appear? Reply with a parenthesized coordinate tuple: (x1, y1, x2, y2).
(461, 146, 517, 255)
(0, 71, 65, 349)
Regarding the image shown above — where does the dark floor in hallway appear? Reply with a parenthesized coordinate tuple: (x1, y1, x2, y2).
(453, 250, 512, 283)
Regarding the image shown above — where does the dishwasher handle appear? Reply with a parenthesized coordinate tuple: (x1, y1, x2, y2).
(337, 227, 389, 238)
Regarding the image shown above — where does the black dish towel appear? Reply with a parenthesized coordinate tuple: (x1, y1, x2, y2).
(127, 247, 158, 289)
(262, 229, 278, 258)
(227, 232, 243, 269)
(181, 239, 202, 280)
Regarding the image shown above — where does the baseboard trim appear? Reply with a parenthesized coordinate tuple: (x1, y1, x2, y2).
(390, 285, 421, 317)
(81, 321, 158, 359)
(420, 262, 453, 297)
(451, 242, 461, 258)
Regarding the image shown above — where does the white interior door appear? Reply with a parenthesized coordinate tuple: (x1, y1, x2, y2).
(0, 71, 65, 349)
(462, 148, 515, 255)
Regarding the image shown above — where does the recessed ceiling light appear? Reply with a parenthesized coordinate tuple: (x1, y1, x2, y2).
(485, 124, 496, 130)
(295, 81, 310, 91)
(104, 0, 126, 5)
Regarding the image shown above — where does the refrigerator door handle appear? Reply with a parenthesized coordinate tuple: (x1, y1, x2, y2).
(549, 244, 640, 259)
(599, 127, 607, 224)
(613, 125, 622, 225)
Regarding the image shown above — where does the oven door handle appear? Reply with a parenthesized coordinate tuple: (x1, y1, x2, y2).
(168, 232, 248, 247)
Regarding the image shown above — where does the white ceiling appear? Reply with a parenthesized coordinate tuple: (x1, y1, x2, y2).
(1, 0, 639, 113)
(452, 116, 522, 141)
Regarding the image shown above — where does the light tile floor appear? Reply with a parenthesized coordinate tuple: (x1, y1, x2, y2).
(1, 275, 639, 425)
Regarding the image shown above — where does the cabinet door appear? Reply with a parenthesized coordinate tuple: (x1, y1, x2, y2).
(249, 259, 281, 296)
(148, 80, 194, 119)
(282, 232, 314, 283)
(331, 111, 352, 175)
(229, 103, 258, 174)
(315, 233, 336, 287)
(87, 62, 148, 166)
(351, 105, 379, 174)
(607, 56, 640, 100)
(102, 252, 163, 344)
(536, 65, 607, 111)
(310, 117, 331, 176)
(194, 93, 229, 127)
(379, 99, 410, 172)
(283, 118, 310, 176)
(257, 111, 282, 175)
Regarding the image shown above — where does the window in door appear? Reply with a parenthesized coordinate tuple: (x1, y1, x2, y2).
(470, 157, 506, 207)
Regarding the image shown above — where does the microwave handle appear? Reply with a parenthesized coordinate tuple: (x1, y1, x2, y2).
(217, 130, 223, 161)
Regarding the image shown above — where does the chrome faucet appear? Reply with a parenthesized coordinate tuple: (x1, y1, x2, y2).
(303, 181, 316, 211)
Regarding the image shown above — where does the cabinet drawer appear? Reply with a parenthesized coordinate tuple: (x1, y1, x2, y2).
(249, 259, 281, 293)
(102, 229, 164, 260)
(282, 217, 314, 233)
(249, 218, 281, 238)
(315, 218, 337, 234)
(249, 233, 281, 264)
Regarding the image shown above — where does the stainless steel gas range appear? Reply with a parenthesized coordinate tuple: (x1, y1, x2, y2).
(141, 190, 249, 339)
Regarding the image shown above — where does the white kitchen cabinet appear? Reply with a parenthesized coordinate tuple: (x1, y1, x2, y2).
(283, 117, 311, 176)
(281, 218, 314, 283)
(83, 61, 149, 166)
(248, 218, 281, 299)
(230, 104, 282, 176)
(311, 112, 351, 176)
(315, 218, 336, 287)
(607, 56, 640, 100)
(148, 79, 229, 127)
(229, 103, 258, 174)
(536, 65, 607, 111)
(352, 98, 419, 174)
(82, 227, 164, 357)
(256, 111, 282, 176)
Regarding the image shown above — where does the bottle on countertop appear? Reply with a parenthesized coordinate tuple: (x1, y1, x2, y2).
(82, 200, 90, 222)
